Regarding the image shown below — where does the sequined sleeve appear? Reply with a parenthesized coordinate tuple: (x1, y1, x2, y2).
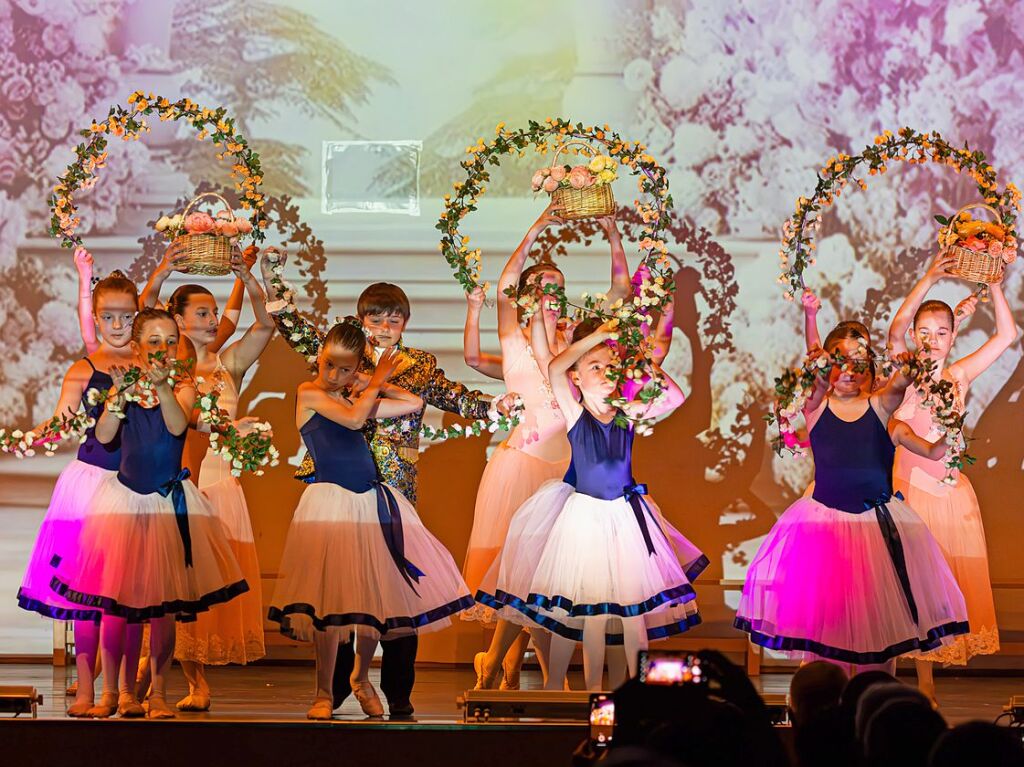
(422, 362, 491, 420)
(267, 282, 323, 365)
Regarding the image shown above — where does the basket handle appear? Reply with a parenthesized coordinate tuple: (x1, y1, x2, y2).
(943, 202, 1004, 236)
(173, 192, 234, 237)
(550, 139, 602, 169)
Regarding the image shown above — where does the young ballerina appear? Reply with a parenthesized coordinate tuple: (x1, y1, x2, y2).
(48, 308, 249, 718)
(162, 248, 275, 711)
(266, 319, 474, 719)
(477, 319, 705, 692)
(735, 324, 970, 674)
(464, 206, 636, 690)
(16, 262, 138, 716)
(888, 253, 1020, 701)
(263, 260, 507, 717)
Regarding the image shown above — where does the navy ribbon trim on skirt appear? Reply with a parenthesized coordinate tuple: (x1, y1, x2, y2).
(475, 589, 702, 644)
(374, 481, 425, 594)
(623, 482, 670, 557)
(734, 616, 970, 665)
(864, 490, 919, 625)
(157, 468, 193, 568)
(48, 576, 250, 623)
(267, 594, 475, 639)
(16, 589, 101, 623)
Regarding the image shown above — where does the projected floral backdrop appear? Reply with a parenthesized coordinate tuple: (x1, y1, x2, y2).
(2, 0, 1022, 652)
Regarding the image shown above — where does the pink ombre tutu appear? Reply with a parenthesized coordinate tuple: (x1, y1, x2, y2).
(735, 402, 968, 663)
(17, 459, 113, 622)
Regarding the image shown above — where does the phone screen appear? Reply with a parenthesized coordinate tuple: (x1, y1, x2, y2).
(638, 651, 706, 686)
(589, 694, 615, 749)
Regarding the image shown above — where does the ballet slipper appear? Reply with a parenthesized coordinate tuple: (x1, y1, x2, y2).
(500, 653, 521, 691)
(85, 692, 118, 719)
(67, 699, 94, 717)
(117, 693, 145, 718)
(473, 652, 500, 690)
(146, 696, 176, 719)
(306, 697, 334, 720)
(176, 693, 211, 712)
(65, 681, 78, 697)
(350, 680, 384, 717)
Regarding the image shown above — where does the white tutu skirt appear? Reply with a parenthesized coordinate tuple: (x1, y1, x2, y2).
(477, 481, 706, 643)
(267, 482, 473, 643)
(174, 456, 266, 665)
(17, 460, 113, 622)
(735, 495, 969, 663)
(49, 474, 249, 622)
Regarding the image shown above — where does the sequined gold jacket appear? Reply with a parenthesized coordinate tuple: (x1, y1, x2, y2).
(271, 310, 490, 504)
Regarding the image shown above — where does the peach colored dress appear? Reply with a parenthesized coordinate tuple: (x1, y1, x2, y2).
(461, 335, 570, 622)
(894, 364, 999, 665)
(174, 359, 266, 665)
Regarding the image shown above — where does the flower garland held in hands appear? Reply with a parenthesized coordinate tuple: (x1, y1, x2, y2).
(50, 91, 268, 250)
(0, 410, 98, 459)
(262, 248, 321, 367)
(767, 345, 970, 483)
(386, 396, 527, 443)
(778, 126, 1022, 298)
(86, 353, 279, 476)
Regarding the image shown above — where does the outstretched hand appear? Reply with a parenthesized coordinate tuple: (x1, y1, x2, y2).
(74, 247, 94, 276)
(370, 346, 403, 383)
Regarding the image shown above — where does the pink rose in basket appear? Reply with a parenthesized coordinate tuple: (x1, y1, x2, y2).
(217, 219, 240, 237)
(215, 210, 234, 221)
(549, 165, 567, 182)
(531, 171, 546, 191)
(988, 240, 1004, 259)
(235, 218, 253, 234)
(184, 212, 217, 235)
(568, 166, 595, 190)
(542, 176, 560, 193)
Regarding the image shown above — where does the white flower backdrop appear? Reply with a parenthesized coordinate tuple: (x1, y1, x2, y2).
(1, 0, 1023, 655)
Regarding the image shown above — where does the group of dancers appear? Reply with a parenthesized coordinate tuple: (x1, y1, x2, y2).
(14, 199, 1018, 720)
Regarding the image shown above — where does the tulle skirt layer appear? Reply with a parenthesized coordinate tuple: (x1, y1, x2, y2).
(174, 464, 266, 665)
(895, 468, 999, 664)
(49, 474, 249, 622)
(735, 495, 969, 663)
(268, 482, 473, 643)
(477, 481, 706, 643)
(461, 444, 570, 623)
(17, 460, 114, 622)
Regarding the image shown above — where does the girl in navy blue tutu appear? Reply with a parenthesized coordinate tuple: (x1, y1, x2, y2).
(50, 309, 248, 718)
(477, 319, 706, 691)
(735, 324, 969, 674)
(268, 319, 474, 719)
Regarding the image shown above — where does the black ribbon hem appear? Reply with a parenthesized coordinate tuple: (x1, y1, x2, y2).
(267, 594, 475, 639)
(48, 576, 250, 623)
(16, 590, 102, 623)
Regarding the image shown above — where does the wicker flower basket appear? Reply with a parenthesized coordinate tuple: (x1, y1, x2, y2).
(548, 140, 615, 220)
(942, 202, 1007, 284)
(171, 192, 234, 276)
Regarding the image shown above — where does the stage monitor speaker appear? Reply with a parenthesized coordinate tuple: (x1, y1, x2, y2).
(457, 690, 595, 722)
(0, 686, 43, 718)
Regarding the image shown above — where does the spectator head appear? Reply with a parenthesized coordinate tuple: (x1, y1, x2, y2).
(930, 721, 1024, 767)
(855, 682, 931, 741)
(790, 661, 849, 726)
(863, 699, 946, 767)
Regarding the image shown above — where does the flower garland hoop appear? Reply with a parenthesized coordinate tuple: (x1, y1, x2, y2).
(438, 118, 677, 429)
(778, 126, 1021, 298)
(50, 90, 269, 249)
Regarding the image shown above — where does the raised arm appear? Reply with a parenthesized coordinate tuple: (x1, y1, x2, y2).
(147, 355, 193, 437)
(952, 281, 1021, 383)
(139, 241, 187, 310)
(95, 365, 129, 444)
(887, 252, 957, 354)
(873, 352, 917, 418)
(74, 248, 100, 354)
(548, 320, 617, 426)
(889, 419, 947, 460)
(801, 290, 822, 353)
(220, 249, 275, 383)
(622, 363, 685, 421)
(597, 214, 631, 307)
(497, 202, 563, 342)
(298, 347, 404, 430)
(463, 285, 504, 380)
(370, 381, 424, 419)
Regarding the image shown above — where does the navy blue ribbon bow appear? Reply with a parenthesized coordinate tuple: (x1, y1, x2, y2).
(158, 468, 193, 568)
(374, 481, 425, 594)
(623, 482, 668, 557)
(864, 490, 919, 625)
